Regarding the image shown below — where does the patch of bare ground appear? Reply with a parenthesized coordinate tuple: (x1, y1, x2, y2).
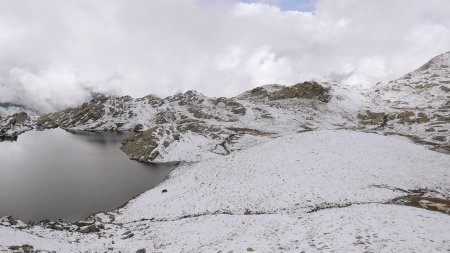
(226, 127, 274, 136)
(390, 196, 450, 215)
(368, 185, 450, 215)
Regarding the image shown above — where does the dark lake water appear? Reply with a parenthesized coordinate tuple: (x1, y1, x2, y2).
(0, 129, 175, 222)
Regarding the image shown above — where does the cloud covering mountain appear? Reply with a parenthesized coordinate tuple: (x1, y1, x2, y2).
(0, 0, 449, 112)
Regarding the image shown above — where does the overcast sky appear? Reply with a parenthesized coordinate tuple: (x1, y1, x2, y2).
(0, 0, 449, 112)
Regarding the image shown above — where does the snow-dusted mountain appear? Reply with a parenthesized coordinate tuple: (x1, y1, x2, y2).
(1, 52, 449, 252)
(3, 50, 449, 160)
(1, 52, 448, 160)
(33, 80, 361, 163)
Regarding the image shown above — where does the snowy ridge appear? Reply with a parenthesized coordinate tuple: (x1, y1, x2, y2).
(359, 52, 450, 149)
(34, 81, 359, 163)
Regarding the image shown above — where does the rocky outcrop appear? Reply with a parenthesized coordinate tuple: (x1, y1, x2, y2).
(357, 111, 388, 126)
(0, 112, 34, 141)
(269, 82, 331, 102)
(121, 127, 161, 162)
(238, 81, 331, 103)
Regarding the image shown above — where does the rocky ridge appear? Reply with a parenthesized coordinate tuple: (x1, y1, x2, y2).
(5, 80, 357, 163)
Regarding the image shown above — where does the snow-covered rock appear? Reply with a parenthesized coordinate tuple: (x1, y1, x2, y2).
(0, 112, 35, 141)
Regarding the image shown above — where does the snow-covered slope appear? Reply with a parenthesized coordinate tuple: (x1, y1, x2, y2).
(1, 130, 449, 252)
(373, 51, 450, 110)
(115, 130, 449, 221)
(359, 52, 450, 150)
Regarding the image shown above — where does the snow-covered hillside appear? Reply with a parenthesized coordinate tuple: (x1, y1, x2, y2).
(1, 130, 449, 252)
(359, 51, 450, 150)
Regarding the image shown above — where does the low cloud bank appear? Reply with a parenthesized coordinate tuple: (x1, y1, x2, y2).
(0, 0, 449, 112)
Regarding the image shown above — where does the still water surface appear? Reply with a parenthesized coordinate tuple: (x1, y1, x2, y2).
(0, 129, 175, 222)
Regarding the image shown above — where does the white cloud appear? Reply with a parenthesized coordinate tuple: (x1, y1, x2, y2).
(0, 0, 449, 112)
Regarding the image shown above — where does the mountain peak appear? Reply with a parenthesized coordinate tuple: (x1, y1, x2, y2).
(398, 51, 450, 81)
(417, 51, 450, 72)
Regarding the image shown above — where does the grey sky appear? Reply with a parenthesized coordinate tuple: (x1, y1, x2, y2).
(0, 0, 449, 112)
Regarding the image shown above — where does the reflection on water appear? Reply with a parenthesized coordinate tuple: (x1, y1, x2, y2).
(0, 129, 176, 222)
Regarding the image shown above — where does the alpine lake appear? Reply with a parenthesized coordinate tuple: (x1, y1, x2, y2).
(0, 129, 176, 222)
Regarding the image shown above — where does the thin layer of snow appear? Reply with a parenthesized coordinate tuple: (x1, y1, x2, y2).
(116, 130, 450, 222)
(1, 205, 449, 252)
(1, 130, 449, 252)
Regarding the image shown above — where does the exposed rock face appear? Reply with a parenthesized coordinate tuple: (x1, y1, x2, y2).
(121, 127, 160, 162)
(269, 82, 331, 102)
(358, 110, 431, 127)
(6, 112, 28, 125)
(238, 81, 331, 103)
(357, 111, 388, 126)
